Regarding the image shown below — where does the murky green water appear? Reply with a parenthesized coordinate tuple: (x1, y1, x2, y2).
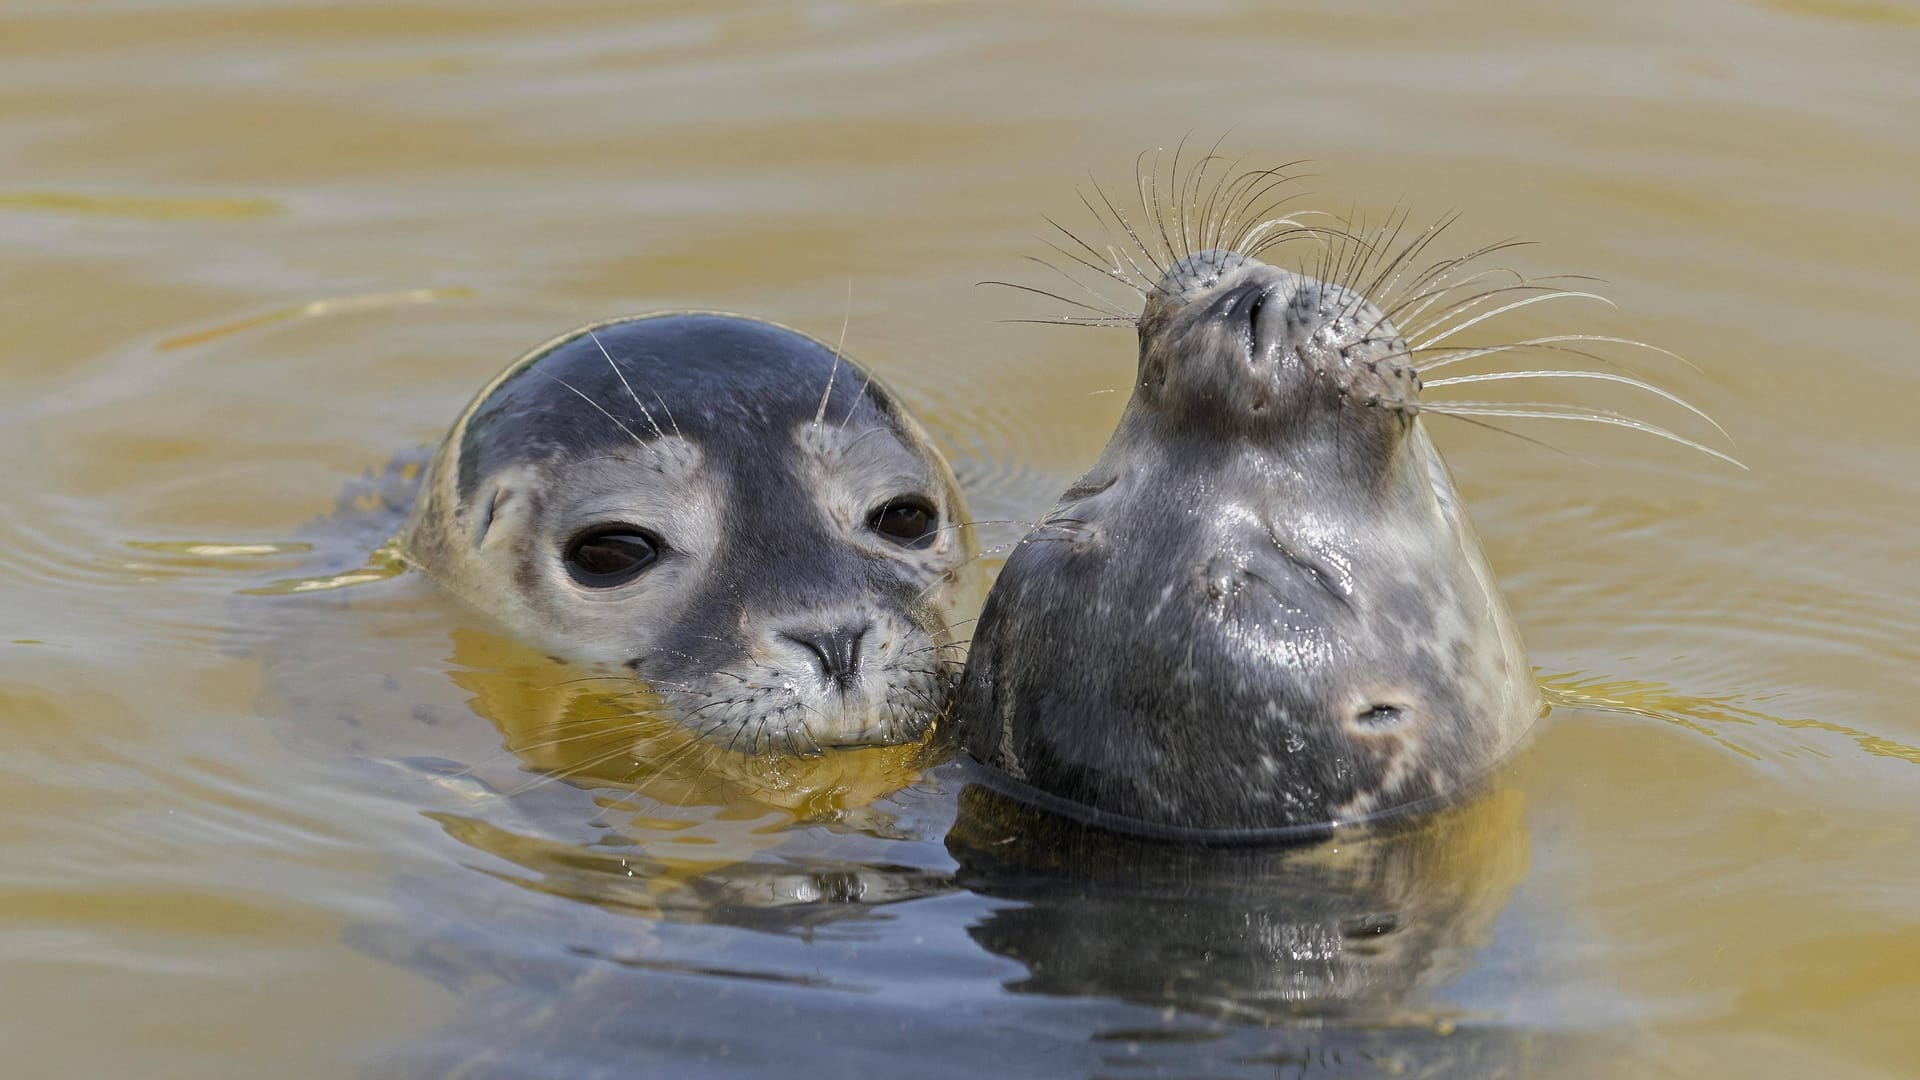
(3, 2, 1918, 1077)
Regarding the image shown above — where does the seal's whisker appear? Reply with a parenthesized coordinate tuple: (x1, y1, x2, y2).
(1214, 170, 1284, 251)
(1335, 206, 1397, 301)
(908, 533, 1053, 605)
(1327, 205, 1420, 330)
(1085, 173, 1169, 278)
(812, 281, 853, 428)
(1248, 220, 1371, 265)
(1214, 165, 1299, 247)
(507, 727, 645, 757)
(1183, 144, 1237, 255)
(627, 740, 727, 798)
(977, 280, 1133, 318)
(1174, 137, 1218, 260)
(502, 741, 643, 797)
(1036, 238, 1146, 299)
(534, 371, 648, 449)
(901, 636, 972, 656)
(1414, 274, 1611, 334)
(1358, 208, 1460, 314)
(1314, 199, 1357, 288)
(1043, 215, 1149, 296)
(644, 654, 749, 686)
(1194, 151, 1254, 252)
(1076, 184, 1158, 284)
(1364, 212, 1462, 310)
(1412, 290, 1616, 350)
(1221, 166, 1314, 253)
(652, 386, 682, 439)
(1377, 240, 1543, 326)
(529, 674, 636, 691)
(1418, 401, 1745, 467)
(1386, 273, 1605, 356)
(1139, 146, 1183, 267)
(837, 368, 877, 433)
(1157, 140, 1186, 260)
(998, 317, 1134, 329)
(1414, 334, 1703, 376)
(1380, 265, 1532, 334)
(939, 516, 1073, 538)
(1238, 218, 1329, 262)
(1427, 411, 1583, 460)
(1020, 255, 1137, 319)
(1227, 181, 1319, 254)
(1423, 369, 1730, 442)
(1170, 137, 1235, 260)
(1386, 238, 1539, 311)
(1398, 275, 1588, 337)
(587, 328, 667, 440)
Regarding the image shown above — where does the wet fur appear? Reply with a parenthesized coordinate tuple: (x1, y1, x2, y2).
(404, 313, 982, 756)
(955, 146, 1739, 832)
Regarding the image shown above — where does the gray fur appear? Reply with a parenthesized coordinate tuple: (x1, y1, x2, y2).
(957, 251, 1538, 831)
(404, 313, 982, 754)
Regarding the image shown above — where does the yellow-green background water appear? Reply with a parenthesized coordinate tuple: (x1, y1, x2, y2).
(3, 1, 1917, 1077)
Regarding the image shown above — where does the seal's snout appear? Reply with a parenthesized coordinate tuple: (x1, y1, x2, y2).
(1140, 249, 1421, 429)
(778, 621, 869, 693)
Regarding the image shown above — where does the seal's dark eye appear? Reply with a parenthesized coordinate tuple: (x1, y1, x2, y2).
(869, 498, 937, 548)
(564, 527, 661, 587)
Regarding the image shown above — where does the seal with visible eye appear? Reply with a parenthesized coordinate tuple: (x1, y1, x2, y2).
(402, 312, 983, 754)
(958, 233, 1547, 834)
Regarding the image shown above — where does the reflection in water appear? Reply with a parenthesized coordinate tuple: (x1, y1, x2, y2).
(357, 737, 1606, 1078)
(244, 508, 1624, 1077)
(244, 457, 1645, 1076)
(360, 627, 1594, 1078)
(424, 626, 960, 926)
(248, 454, 1622, 1075)
(947, 779, 1530, 1026)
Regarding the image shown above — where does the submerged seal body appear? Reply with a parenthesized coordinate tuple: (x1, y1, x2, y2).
(958, 248, 1538, 833)
(403, 312, 982, 753)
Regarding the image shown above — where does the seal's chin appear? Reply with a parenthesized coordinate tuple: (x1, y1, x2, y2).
(646, 663, 952, 756)
(803, 694, 935, 748)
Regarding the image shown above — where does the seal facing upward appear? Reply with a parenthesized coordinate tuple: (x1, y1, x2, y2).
(404, 312, 982, 754)
(958, 247, 1539, 833)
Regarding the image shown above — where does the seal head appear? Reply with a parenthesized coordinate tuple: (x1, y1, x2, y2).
(957, 249, 1538, 832)
(404, 313, 980, 754)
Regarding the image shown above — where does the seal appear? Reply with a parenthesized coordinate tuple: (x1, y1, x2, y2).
(401, 311, 983, 754)
(957, 245, 1540, 833)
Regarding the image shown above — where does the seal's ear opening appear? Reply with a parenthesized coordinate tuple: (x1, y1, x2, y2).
(472, 482, 512, 548)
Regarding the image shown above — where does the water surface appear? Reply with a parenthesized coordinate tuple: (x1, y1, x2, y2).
(3, 2, 1918, 1077)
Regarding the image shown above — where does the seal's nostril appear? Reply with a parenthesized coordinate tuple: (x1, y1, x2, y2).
(1246, 287, 1267, 338)
(781, 623, 869, 692)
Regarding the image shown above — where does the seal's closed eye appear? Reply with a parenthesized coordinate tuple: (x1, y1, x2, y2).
(957, 246, 1540, 833)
